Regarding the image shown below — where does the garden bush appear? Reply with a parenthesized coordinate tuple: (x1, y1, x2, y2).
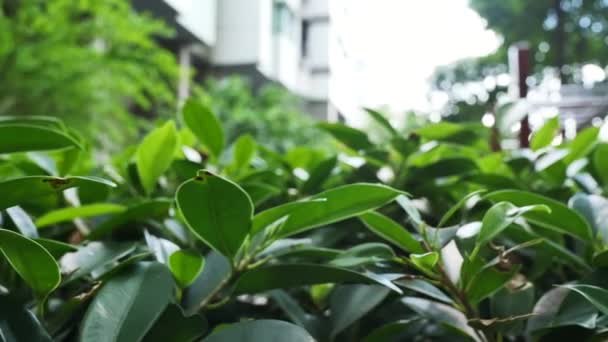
(1, 103, 608, 341)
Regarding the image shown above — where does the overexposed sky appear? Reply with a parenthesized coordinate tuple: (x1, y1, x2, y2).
(330, 0, 500, 124)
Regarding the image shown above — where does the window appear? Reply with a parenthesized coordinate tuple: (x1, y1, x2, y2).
(273, 0, 295, 37)
(301, 20, 310, 57)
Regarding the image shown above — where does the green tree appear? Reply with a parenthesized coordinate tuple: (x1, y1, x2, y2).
(200, 76, 328, 152)
(0, 0, 180, 148)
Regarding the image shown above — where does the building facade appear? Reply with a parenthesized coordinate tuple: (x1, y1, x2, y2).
(133, 0, 331, 120)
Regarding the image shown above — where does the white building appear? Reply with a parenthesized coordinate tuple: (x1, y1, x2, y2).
(134, 0, 332, 120)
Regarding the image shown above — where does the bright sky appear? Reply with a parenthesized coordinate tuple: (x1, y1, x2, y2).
(329, 0, 500, 125)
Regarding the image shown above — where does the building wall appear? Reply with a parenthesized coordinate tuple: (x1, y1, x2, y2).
(212, 0, 261, 65)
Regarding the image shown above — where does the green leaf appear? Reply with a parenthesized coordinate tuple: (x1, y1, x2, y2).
(329, 242, 395, 268)
(363, 108, 398, 136)
(0, 229, 60, 299)
(34, 238, 77, 259)
(202, 320, 315, 342)
(414, 122, 466, 140)
(0, 295, 52, 342)
(564, 126, 599, 164)
(362, 319, 418, 342)
(359, 211, 424, 254)
(569, 193, 608, 244)
(168, 250, 205, 288)
(234, 264, 402, 294)
(401, 297, 481, 341)
(531, 117, 560, 151)
(61, 242, 136, 283)
(528, 286, 598, 332)
(87, 199, 171, 240)
(80, 262, 174, 342)
(466, 266, 515, 305)
(410, 252, 439, 274)
(485, 190, 593, 242)
(276, 183, 403, 239)
(182, 99, 224, 158)
(300, 156, 337, 194)
(230, 134, 256, 172)
(329, 284, 390, 338)
(559, 284, 608, 315)
(477, 202, 550, 246)
(35, 203, 126, 228)
(176, 170, 253, 259)
(5, 206, 38, 238)
(182, 251, 232, 315)
(396, 279, 453, 304)
(438, 189, 486, 227)
(0, 124, 79, 154)
(251, 199, 326, 235)
(269, 290, 321, 337)
(592, 143, 608, 186)
(0, 176, 115, 210)
(143, 304, 207, 342)
(317, 122, 373, 150)
(136, 120, 178, 195)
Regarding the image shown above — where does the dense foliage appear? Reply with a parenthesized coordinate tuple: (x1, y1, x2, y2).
(1, 102, 608, 341)
(201, 77, 329, 152)
(0, 0, 180, 146)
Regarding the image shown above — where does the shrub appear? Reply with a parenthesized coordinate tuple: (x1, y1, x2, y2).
(0, 106, 607, 341)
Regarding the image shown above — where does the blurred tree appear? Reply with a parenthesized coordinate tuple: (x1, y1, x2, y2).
(0, 0, 180, 148)
(432, 0, 608, 119)
(199, 76, 329, 152)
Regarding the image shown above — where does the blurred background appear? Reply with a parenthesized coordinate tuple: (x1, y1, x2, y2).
(2, 0, 608, 150)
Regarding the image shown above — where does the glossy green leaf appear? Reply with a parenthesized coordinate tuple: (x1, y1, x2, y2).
(362, 319, 418, 342)
(87, 199, 171, 240)
(136, 120, 178, 195)
(80, 262, 174, 342)
(202, 320, 314, 342)
(485, 190, 593, 242)
(0, 124, 79, 154)
(401, 297, 480, 341)
(477, 202, 550, 246)
(182, 99, 224, 158)
(143, 304, 207, 342)
(251, 199, 326, 235)
(528, 286, 598, 332)
(61, 242, 136, 283)
(5, 206, 38, 238)
(0, 229, 60, 299)
(234, 264, 402, 294)
(317, 122, 373, 150)
(466, 266, 515, 305)
(34, 238, 77, 259)
(569, 193, 608, 244)
(0, 295, 52, 342)
(0, 176, 115, 210)
(168, 250, 205, 288)
(329, 242, 395, 268)
(359, 211, 424, 253)
(329, 284, 390, 338)
(410, 252, 439, 274)
(438, 189, 486, 227)
(363, 108, 398, 135)
(415, 122, 468, 140)
(300, 156, 337, 194)
(396, 279, 453, 304)
(564, 126, 599, 164)
(531, 117, 559, 151)
(182, 251, 232, 315)
(559, 284, 608, 315)
(269, 290, 321, 337)
(231, 134, 256, 172)
(36, 203, 126, 228)
(592, 143, 608, 186)
(176, 171, 253, 259)
(276, 183, 403, 238)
